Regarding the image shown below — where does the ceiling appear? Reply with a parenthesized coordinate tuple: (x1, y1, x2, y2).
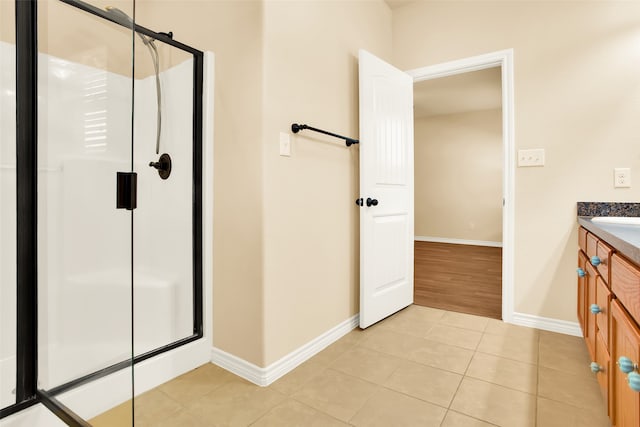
(413, 67, 502, 119)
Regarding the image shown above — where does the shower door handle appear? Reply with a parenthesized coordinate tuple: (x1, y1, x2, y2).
(116, 172, 137, 210)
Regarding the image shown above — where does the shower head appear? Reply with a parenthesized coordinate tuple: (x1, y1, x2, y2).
(104, 5, 154, 46)
(105, 5, 163, 155)
(104, 5, 132, 25)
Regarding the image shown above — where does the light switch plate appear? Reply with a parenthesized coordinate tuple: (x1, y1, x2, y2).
(614, 168, 631, 188)
(279, 132, 291, 157)
(517, 149, 545, 167)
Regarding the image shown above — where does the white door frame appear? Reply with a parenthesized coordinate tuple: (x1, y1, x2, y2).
(406, 49, 515, 323)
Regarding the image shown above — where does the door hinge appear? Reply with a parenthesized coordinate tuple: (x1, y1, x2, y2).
(116, 172, 137, 210)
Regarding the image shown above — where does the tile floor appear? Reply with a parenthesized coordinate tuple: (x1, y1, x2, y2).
(90, 305, 611, 427)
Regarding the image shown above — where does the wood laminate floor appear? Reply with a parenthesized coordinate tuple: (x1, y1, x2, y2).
(414, 241, 502, 319)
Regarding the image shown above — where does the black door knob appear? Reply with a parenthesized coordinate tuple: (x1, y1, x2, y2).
(355, 198, 364, 206)
(366, 197, 378, 207)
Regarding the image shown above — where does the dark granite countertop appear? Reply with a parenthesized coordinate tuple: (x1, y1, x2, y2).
(576, 201, 640, 264)
(578, 217, 640, 265)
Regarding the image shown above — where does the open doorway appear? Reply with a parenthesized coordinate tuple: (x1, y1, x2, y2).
(407, 51, 515, 321)
(413, 67, 502, 319)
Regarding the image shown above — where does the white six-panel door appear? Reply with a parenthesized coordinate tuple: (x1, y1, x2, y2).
(358, 50, 414, 329)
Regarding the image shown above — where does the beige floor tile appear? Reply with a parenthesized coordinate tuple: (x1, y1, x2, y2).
(330, 346, 402, 384)
(441, 411, 497, 427)
(425, 324, 483, 350)
(484, 319, 539, 340)
(150, 409, 211, 427)
(539, 330, 591, 376)
(350, 387, 447, 427)
(252, 399, 349, 427)
(89, 401, 132, 427)
(409, 339, 475, 374)
(476, 331, 539, 364)
(377, 311, 437, 337)
(337, 329, 368, 346)
(358, 328, 429, 359)
(186, 378, 286, 426)
(398, 304, 446, 323)
(439, 311, 490, 332)
(466, 352, 537, 394)
(134, 389, 183, 426)
(312, 337, 359, 365)
(271, 359, 327, 395)
(158, 363, 236, 405)
(538, 366, 603, 410)
(537, 397, 610, 427)
(450, 377, 536, 427)
(292, 368, 378, 422)
(384, 360, 462, 407)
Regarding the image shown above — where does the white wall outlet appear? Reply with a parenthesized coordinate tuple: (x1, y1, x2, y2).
(279, 132, 291, 157)
(614, 168, 631, 188)
(517, 149, 545, 167)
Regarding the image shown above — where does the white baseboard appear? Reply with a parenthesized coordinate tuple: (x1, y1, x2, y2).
(211, 314, 359, 386)
(414, 235, 502, 248)
(511, 312, 582, 337)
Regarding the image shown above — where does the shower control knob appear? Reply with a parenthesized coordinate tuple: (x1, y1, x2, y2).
(148, 153, 172, 180)
(366, 198, 378, 207)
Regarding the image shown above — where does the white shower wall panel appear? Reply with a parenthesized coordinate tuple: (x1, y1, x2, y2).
(0, 41, 17, 409)
(133, 57, 195, 352)
(36, 51, 194, 389)
(37, 50, 133, 388)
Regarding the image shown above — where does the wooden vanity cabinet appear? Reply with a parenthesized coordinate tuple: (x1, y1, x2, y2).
(579, 226, 640, 426)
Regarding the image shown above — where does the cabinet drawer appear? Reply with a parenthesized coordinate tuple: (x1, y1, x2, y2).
(597, 240, 613, 284)
(579, 227, 588, 253)
(586, 233, 612, 284)
(596, 276, 611, 348)
(587, 233, 598, 259)
(612, 254, 640, 327)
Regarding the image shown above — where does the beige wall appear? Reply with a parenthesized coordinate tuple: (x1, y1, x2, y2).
(394, 1, 640, 322)
(140, 0, 392, 366)
(1, 1, 14, 44)
(261, 0, 392, 365)
(415, 109, 502, 242)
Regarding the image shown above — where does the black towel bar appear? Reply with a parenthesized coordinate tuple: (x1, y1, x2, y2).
(291, 123, 359, 147)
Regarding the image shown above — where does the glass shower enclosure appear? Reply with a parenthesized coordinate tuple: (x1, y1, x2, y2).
(1, 0, 204, 424)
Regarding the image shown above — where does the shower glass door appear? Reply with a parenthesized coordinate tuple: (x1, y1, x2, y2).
(37, 0, 135, 423)
(132, 37, 195, 356)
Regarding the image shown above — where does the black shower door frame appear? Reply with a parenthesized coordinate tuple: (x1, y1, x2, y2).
(1, 1, 204, 425)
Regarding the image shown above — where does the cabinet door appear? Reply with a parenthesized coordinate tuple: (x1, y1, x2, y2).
(586, 262, 598, 360)
(595, 332, 610, 415)
(611, 299, 640, 427)
(596, 276, 611, 348)
(578, 251, 588, 335)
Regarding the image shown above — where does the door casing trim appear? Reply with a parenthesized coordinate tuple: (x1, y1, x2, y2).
(406, 49, 515, 323)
